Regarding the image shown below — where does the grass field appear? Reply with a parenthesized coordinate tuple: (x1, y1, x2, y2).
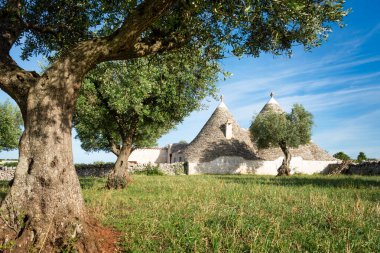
(1, 175, 380, 252)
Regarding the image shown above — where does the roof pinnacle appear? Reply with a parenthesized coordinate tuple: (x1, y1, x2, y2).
(217, 94, 227, 109)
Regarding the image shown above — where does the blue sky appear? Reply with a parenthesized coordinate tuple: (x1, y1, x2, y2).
(1, 1, 379, 162)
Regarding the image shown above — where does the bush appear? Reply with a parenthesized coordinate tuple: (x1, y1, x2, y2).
(106, 174, 130, 189)
(3, 161, 18, 167)
(333, 152, 351, 161)
(93, 161, 113, 165)
(357, 152, 367, 163)
(174, 163, 185, 175)
(134, 163, 164, 176)
(75, 163, 113, 170)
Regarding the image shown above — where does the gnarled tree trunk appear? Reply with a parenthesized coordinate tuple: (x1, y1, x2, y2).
(278, 141, 291, 176)
(0, 74, 108, 251)
(106, 139, 133, 189)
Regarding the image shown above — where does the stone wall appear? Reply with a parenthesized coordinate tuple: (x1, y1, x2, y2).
(75, 163, 186, 177)
(75, 164, 114, 177)
(0, 167, 16, 181)
(131, 163, 185, 175)
(346, 161, 380, 175)
(188, 156, 263, 175)
(323, 161, 380, 175)
(0, 163, 185, 181)
(2, 161, 379, 180)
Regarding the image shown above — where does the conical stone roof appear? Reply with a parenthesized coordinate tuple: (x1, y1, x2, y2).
(256, 142, 338, 161)
(259, 93, 284, 114)
(182, 100, 258, 163)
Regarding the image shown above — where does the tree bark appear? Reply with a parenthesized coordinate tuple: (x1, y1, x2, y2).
(278, 142, 291, 176)
(0, 73, 105, 252)
(106, 140, 133, 189)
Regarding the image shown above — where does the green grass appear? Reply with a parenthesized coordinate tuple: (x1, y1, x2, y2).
(1, 175, 380, 252)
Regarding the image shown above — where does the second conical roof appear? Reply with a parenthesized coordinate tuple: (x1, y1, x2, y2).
(259, 94, 284, 114)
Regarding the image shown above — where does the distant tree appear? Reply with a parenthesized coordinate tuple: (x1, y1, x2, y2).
(250, 104, 313, 176)
(0, 100, 22, 151)
(73, 49, 219, 189)
(178, 140, 188, 144)
(357, 152, 367, 163)
(333, 152, 351, 161)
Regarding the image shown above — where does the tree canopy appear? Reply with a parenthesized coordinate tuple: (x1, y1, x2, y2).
(250, 104, 313, 175)
(251, 104, 313, 149)
(357, 152, 367, 163)
(74, 48, 219, 154)
(3, 0, 348, 62)
(0, 100, 22, 151)
(333, 151, 351, 161)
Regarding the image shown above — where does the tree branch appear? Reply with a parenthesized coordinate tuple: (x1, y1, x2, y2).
(104, 35, 189, 61)
(109, 140, 121, 156)
(23, 23, 60, 35)
(0, 0, 37, 113)
(0, 61, 38, 114)
(50, 0, 178, 79)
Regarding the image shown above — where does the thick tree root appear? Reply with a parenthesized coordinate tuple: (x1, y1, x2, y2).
(277, 165, 291, 176)
(106, 172, 131, 189)
(0, 216, 120, 252)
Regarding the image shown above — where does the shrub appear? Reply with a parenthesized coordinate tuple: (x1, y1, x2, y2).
(74, 163, 113, 170)
(134, 163, 164, 176)
(174, 163, 185, 175)
(333, 152, 351, 161)
(3, 161, 18, 167)
(106, 174, 130, 189)
(357, 152, 367, 163)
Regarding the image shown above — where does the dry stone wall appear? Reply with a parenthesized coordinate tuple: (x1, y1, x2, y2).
(323, 161, 380, 175)
(0, 167, 16, 181)
(0, 163, 185, 180)
(2, 161, 379, 180)
(345, 161, 380, 175)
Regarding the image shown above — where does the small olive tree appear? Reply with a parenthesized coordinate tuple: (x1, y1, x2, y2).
(250, 104, 313, 176)
(333, 151, 351, 161)
(0, 100, 22, 151)
(357, 152, 367, 163)
(73, 48, 219, 189)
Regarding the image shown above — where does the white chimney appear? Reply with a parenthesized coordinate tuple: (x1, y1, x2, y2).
(225, 120, 233, 139)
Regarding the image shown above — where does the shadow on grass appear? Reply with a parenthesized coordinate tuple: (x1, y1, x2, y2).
(79, 177, 105, 189)
(216, 175, 380, 189)
(216, 175, 380, 202)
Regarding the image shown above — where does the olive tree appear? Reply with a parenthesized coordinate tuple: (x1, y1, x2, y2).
(74, 49, 219, 189)
(333, 151, 351, 161)
(0, 100, 22, 151)
(0, 0, 347, 251)
(250, 104, 313, 176)
(357, 152, 367, 163)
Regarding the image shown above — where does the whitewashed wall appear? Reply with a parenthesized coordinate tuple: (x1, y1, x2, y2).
(187, 156, 262, 174)
(128, 148, 168, 164)
(187, 156, 337, 175)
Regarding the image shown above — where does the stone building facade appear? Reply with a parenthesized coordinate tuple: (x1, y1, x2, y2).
(129, 95, 338, 175)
